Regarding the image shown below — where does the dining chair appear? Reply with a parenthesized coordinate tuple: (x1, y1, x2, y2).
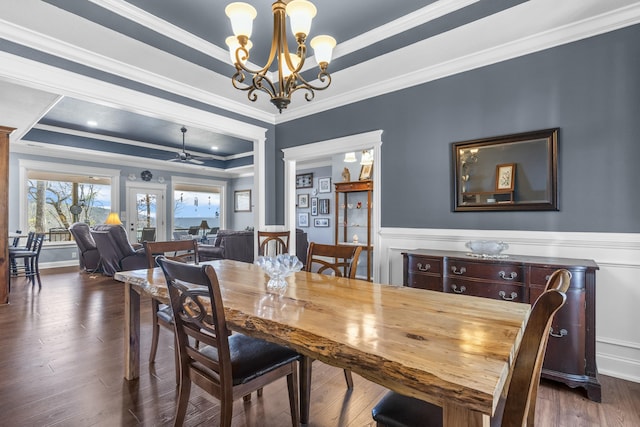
(305, 242, 363, 389)
(140, 227, 156, 242)
(371, 269, 572, 427)
(9, 232, 46, 289)
(156, 257, 300, 427)
(143, 240, 199, 368)
(257, 230, 290, 257)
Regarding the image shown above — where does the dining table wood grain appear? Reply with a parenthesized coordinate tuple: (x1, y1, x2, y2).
(114, 259, 530, 426)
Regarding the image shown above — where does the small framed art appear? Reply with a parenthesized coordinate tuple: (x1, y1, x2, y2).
(310, 197, 318, 216)
(234, 190, 251, 212)
(318, 177, 332, 193)
(298, 212, 309, 227)
(296, 173, 313, 189)
(314, 218, 330, 227)
(496, 163, 516, 191)
(319, 198, 330, 215)
(297, 193, 309, 208)
(359, 163, 373, 180)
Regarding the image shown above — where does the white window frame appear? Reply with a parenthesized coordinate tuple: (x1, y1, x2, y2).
(171, 176, 228, 233)
(18, 159, 121, 244)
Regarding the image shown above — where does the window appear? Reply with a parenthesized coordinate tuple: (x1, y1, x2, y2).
(19, 160, 120, 244)
(173, 179, 225, 240)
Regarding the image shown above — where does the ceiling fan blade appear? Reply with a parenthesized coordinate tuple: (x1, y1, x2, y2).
(188, 158, 204, 165)
(168, 158, 180, 162)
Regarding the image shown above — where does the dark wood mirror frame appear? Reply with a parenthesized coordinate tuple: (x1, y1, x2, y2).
(452, 128, 558, 212)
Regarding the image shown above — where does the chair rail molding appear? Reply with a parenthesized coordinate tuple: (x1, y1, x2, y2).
(378, 227, 640, 383)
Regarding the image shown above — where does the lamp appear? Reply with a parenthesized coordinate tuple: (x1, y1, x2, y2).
(343, 152, 357, 163)
(105, 212, 122, 225)
(360, 149, 373, 165)
(199, 220, 210, 241)
(225, 0, 336, 113)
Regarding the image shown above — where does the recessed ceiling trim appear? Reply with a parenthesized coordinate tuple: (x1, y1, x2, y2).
(333, 0, 480, 62)
(0, 49, 268, 142)
(12, 138, 243, 178)
(276, 0, 640, 123)
(34, 123, 231, 161)
(0, 13, 276, 124)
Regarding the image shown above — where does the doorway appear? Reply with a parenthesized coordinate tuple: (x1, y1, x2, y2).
(282, 130, 383, 281)
(126, 183, 166, 243)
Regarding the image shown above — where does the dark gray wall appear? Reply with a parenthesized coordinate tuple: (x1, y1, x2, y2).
(274, 24, 640, 233)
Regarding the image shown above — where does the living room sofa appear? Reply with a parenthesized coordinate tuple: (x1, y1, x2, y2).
(199, 229, 308, 265)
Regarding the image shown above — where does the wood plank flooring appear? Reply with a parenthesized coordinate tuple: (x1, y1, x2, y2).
(0, 267, 638, 426)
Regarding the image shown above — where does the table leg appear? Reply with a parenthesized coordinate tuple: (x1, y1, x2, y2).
(442, 402, 486, 427)
(299, 356, 312, 424)
(124, 281, 141, 380)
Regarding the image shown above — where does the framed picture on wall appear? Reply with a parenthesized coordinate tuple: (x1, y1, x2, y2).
(310, 197, 318, 215)
(297, 193, 309, 208)
(496, 163, 516, 191)
(234, 190, 251, 212)
(318, 177, 332, 193)
(314, 218, 330, 227)
(319, 198, 330, 215)
(296, 173, 313, 189)
(297, 212, 309, 227)
(359, 163, 373, 180)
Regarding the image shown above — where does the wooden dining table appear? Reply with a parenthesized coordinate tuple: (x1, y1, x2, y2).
(114, 259, 530, 426)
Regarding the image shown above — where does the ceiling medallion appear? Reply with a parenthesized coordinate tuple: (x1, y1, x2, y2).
(225, 0, 336, 113)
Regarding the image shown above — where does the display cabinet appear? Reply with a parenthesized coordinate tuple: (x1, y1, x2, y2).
(335, 180, 372, 281)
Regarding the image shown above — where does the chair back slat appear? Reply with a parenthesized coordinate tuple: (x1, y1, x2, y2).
(258, 231, 290, 257)
(157, 258, 233, 396)
(499, 269, 571, 426)
(144, 240, 199, 268)
(305, 242, 362, 279)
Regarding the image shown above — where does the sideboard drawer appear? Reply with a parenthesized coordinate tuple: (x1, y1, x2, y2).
(444, 278, 527, 302)
(447, 259, 524, 284)
(406, 255, 442, 275)
(530, 266, 586, 290)
(406, 273, 442, 291)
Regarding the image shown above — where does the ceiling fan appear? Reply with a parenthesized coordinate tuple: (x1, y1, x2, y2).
(169, 126, 212, 165)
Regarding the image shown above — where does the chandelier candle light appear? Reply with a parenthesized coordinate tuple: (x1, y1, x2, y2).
(225, 0, 336, 113)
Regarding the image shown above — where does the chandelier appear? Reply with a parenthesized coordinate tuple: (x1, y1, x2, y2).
(225, 0, 336, 113)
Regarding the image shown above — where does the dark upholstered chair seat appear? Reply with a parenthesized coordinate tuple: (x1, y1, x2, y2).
(372, 391, 442, 427)
(197, 334, 300, 386)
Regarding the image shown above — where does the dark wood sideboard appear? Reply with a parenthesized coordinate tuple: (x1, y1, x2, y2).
(402, 249, 601, 401)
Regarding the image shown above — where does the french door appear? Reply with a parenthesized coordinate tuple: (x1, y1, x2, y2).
(125, 183, 166, 243)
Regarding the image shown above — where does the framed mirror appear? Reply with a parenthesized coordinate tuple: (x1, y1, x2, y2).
(453, 128, 558, 211)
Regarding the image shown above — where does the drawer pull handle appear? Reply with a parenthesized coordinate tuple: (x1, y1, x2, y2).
(545, 274, 551, 281)
(451, 284, 466, 294)
(549, 327, 568, 338)
(498, 290, 518, 301)
(417, 263, 431, 272)
(498, 271, 518, 280)
(451, 266, 466, 275)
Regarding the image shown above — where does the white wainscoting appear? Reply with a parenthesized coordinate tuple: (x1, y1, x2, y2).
(377, 227, 640, 383)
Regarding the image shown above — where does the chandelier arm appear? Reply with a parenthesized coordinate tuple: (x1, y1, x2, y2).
(291, 69, 332, 92)
(251, 73, 277, 98)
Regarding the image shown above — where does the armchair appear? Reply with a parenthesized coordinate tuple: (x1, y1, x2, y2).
(68, 222, 101, 272)
(91, 224, 148, 276)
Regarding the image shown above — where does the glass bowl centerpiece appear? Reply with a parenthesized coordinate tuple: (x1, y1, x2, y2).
(255, 254, 303, 293)
(465, 240, 509, 258)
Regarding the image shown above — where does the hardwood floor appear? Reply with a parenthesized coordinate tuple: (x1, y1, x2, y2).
(1, 267, 638, 426)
